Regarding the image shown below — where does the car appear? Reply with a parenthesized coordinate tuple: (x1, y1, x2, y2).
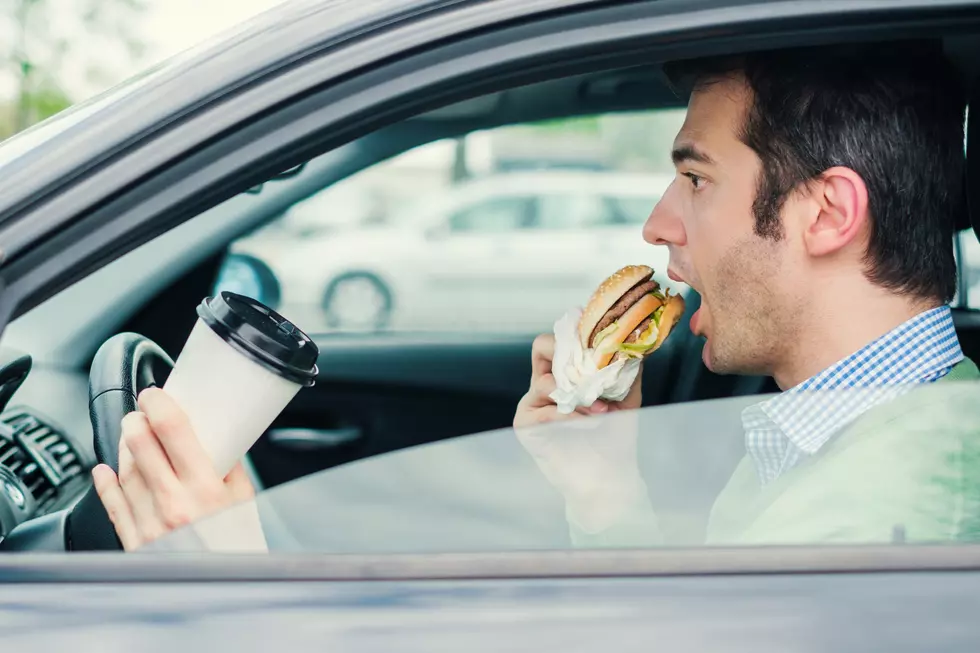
(224, 169, 677, 332)
(0, 0, 979, 649)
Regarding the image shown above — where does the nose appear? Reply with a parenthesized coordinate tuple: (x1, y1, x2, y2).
(643, 180, 687, 247)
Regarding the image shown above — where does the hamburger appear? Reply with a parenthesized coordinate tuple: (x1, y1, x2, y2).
(578, 265, 685, 369)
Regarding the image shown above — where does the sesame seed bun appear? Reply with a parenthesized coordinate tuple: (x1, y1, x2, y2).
(577, 265, 655, 349)
(577, 265, 686, 369)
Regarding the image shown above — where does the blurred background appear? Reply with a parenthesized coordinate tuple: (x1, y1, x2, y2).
(0, 0, 284, 139)
(8, 1, 975, 336)
(0, 0, 693, 336)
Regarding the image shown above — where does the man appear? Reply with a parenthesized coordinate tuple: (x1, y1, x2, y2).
(514, 43, 980, 545)
(94, 42, 980, 550)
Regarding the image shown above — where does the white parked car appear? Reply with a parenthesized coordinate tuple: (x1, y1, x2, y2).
(218, 170, 682, 334)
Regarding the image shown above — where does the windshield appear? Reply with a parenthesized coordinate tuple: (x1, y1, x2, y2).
(147, 380, 980, 554)
(0, 59, 182, 173)
(0, 0, 289, 173)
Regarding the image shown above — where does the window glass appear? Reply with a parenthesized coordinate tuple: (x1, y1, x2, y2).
(607, 195, 659, 225)
(958, 230, 980, 308)
(449, 197, 533, 232)
(214, 110, 688, 335)
(147, 382, 980, 555)
(534, 194, 610, 229)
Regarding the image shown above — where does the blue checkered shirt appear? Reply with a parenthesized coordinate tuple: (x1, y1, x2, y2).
(741, 306, 964, 485)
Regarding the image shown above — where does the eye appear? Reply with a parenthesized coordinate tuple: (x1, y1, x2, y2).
(683, 172, 704, 190)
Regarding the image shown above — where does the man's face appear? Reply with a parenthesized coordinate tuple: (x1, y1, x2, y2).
(643, 75, 802, 376)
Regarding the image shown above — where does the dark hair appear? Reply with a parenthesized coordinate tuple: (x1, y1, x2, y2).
(665, 42, 967, 303)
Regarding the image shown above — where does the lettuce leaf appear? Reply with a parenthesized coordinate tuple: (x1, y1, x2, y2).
(615, 320, 661, 358)
(592, 322, 619, 348)
(652, 305, 665, 327)
(591, 293, 666, 359)
(617, 341, 657, 354)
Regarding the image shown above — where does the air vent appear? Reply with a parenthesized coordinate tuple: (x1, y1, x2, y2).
(0, 410, 83, 514)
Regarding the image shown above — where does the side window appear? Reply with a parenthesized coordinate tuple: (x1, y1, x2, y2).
(606, 195, 660, 225)
(534, 194, 610, 230)
(214, 109, 687, 334)
(958, 230, 980, 307)
(448, 197, 534, 232)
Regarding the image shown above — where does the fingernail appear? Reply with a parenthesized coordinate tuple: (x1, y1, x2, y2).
(91, 464, 110, 484)
(590, 402, 609, 414)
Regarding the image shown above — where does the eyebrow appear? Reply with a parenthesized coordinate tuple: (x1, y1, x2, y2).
(671, 144, 715, 166)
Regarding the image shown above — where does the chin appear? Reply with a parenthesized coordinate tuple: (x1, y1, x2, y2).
(702, 338, 740, 376)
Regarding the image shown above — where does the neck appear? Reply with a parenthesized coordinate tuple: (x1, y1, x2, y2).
(771, 280, 940, 390)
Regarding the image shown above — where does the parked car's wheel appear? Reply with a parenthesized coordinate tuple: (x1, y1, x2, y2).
(322, 272, 393, 331)
(213, 253, 282, 310)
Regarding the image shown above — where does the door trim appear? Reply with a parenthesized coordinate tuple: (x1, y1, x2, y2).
(2, 544, 980, 583)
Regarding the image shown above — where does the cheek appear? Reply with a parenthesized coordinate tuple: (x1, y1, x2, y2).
(689, 181, 758, 260)
(685, 200, 729, 284)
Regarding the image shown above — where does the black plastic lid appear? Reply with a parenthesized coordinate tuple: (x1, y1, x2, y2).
(196, 292, 319, 387)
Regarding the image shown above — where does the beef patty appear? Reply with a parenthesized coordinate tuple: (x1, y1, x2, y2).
(589, 279, 660, 345)
(624, 316, 654, 344)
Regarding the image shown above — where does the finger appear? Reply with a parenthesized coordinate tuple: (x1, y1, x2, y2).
(515, 394, 584, 429)
(224, 462, 256, 503)
(529, 373, 558, 406)
(138, 388, 215, 480)
(613, 364, 644, 411)
(126, 412, 181, 492)
(529, 404, 584, 425)
(530, 334, 556, 380)
(124, 412, 195, 531)
(92, 464, 140, 551)
(589, 401, 610, 414)
(118, 414, 169, 542)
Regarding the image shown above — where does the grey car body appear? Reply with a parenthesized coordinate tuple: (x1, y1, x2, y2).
(1, 0, 980, 649)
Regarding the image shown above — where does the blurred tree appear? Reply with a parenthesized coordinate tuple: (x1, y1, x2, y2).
(0, 0, 148, 138)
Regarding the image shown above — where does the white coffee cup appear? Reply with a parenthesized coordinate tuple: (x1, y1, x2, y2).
(162, 292, 319, 478)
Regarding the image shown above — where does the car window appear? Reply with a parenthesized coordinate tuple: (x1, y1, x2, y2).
(212, 109, 688, 335)
(534, 194, 611, 229)
(145, 382, 980, 554)
(448, 196, 534, 232)
(607, 195, 660, 225)
(958, 230, 980, 308)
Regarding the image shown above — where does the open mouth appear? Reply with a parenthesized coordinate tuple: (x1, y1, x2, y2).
(668, 270, 707, 337)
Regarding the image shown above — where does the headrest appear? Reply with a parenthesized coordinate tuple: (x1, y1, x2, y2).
(968, 84, 980, 240)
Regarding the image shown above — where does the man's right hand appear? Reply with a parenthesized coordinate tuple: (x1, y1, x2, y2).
(92, 388, 255, 551)
(513, 334, 643, 428)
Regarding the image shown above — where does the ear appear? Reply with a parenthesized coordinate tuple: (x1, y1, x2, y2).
(801, 166, 869, 257)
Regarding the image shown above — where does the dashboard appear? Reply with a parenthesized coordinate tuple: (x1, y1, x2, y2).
(0, 348, 93, 542)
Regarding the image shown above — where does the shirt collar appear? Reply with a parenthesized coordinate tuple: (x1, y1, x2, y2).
(742, 305, 963, 474)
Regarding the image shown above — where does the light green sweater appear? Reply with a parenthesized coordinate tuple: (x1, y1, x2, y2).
(570, 359, 980, 547)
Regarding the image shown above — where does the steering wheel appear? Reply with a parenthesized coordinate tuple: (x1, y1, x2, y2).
(66, 333, 174, 551)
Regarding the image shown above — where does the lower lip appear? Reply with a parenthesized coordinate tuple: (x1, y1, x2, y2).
(690, 306, 702, 334)
(691, 306, 711, 367)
